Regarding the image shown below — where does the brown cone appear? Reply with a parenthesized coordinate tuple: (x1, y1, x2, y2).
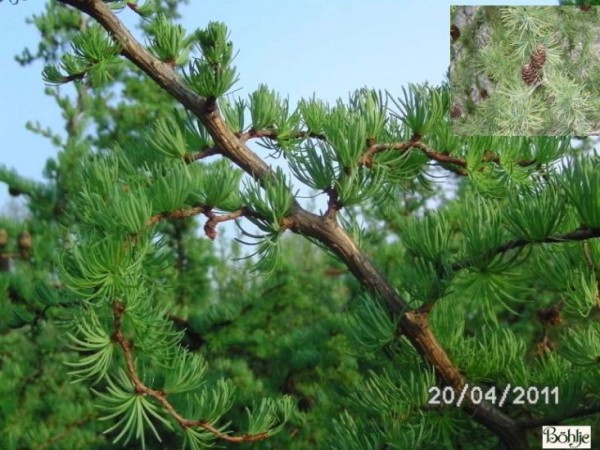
(450, 105, 462, 119)
(521, 63, 541, 86)
(536, 305, 562, 326)
(451, 24, 460, 43)
(18, 231, 32, 257)
(530, 44, 546, 69)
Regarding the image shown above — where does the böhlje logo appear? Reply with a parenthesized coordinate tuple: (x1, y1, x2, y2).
(541, 425, 591, 449)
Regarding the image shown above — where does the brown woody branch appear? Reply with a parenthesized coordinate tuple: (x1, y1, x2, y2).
(183, 146, 220, 162)
(147, 205, 247, 240)
(452, 226, 600, 273)
(324, 187, 342, 220)
(57, 1, 530, 448)
(360, 140, 467, 171)
(517, 404, 600, 429)
(0, 252, 28, 259)
(481, 151, 536, 168)
(111, 300, 269, 443)
(203, 208, 246, 240)
(239, 128, 326, 143)
(360, 140, 539, 177)
(147, 206, 206, 227)
(240, 126, 540, 181)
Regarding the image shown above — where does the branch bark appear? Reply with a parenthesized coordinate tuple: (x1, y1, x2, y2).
(56, 1, 531, 448)
(112, 301, 270, 442)
(452, 226, 600, 273)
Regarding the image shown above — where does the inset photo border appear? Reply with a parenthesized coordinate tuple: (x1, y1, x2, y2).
(450, 5, 600, 136)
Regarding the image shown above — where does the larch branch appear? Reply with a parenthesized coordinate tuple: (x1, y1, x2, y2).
(56, 2, 531, 447)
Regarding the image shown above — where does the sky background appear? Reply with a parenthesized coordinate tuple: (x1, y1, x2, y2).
(0, 0, 558, 215)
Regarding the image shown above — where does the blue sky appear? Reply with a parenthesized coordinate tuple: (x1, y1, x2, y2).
(0, 0, 558, 213)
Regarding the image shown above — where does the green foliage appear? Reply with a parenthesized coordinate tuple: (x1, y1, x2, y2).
(185, 22, 239, 98)
(147, 111, 211, 160)
(2, 1, 600, 449)
(147, 14, 195, 66)
(249, 85, 285, 130)
(344, 292, 396, 353)
(189, 159, 243, 210)
(94, 370, 174, 449)
(505, 181, 566, 241)
(561, 322, 600, 366)
(43, 24, 122, 86)
(220, 96, 246, 134)
(288, 141, 338, 190)
(564, 156, 600, 227)
(391, 83, 445, 137)
(242, 168, 294, 233)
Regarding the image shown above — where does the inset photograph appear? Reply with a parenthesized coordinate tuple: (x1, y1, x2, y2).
(450, 5, 600, 136)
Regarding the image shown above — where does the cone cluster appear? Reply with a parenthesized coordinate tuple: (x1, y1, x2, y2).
(521, 44, 546, 86)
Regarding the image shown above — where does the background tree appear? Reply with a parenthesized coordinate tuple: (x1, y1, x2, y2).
(1, 1, 599, 450)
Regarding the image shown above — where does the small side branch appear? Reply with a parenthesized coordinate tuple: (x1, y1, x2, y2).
(323, 187, 342, 220)
(203, 207, 247, 240)
(517, 404, 600, 429)
(359, 139, 540, 177)
(146, 206, 247, 240)
(146, 206, 206, 226)
(452, 226, 600, 273)
(183, 146, 220, 162)
(359, 140, 468, 176)
(111, 300, 270, 443)
(239, 128, 326, 143)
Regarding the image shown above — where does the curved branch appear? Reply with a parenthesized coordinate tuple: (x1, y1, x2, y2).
(239, 128, 326, 143)
(360, 140, 468, 170)
(112, 301, 270, 443)
(517, 404, 600, 429)
(147, 205, 248, 240)
(183, 146, 220, 162)
(452, 226, 600, 273)
(359, 139, 540, 177)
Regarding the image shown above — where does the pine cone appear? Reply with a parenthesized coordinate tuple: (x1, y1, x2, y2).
(18, 231, 32, 257)
(450, 105, 462, 119)
(536, 305, 562, 326)
(450, 24, 460, 43)
(521, 63, 541, 86)
(533, 335, 555, 356)
(530, 44, 546, 69)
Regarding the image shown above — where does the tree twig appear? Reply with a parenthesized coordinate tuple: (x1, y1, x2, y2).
(112, 300, 270, 443)
(452, 226, 600, 273)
